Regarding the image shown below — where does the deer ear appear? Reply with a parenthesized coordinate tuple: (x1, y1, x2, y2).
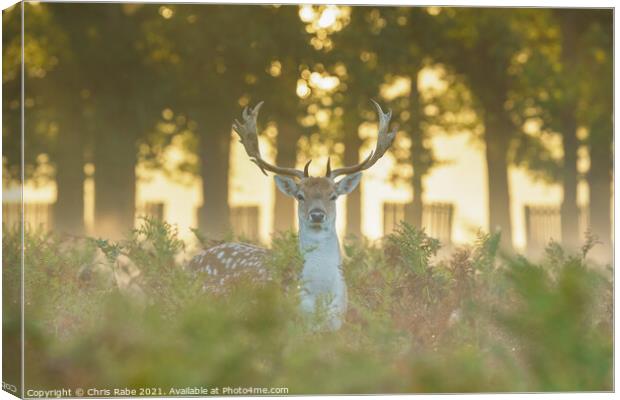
(274, 175, 299, 198)
(335, 173, 362, 195)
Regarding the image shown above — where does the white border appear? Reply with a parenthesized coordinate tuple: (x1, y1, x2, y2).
(0, 1, 615, 400)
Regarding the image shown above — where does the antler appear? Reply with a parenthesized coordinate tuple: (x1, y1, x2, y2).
(233, 101, 307, 179)
(328, 99, 397, 179)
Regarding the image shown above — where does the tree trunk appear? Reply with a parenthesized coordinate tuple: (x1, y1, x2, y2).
(559, 11, 581, 251)
(588, 124, 612, 261)
(343, 118, 363, 238)
(483, 112, 513, 251)
(409, 172, 423, 228)
(198, 117, 231, 239)
(273, 119, 298, 233)
(93, 114, 136, 239)
(54, 114, 85, 235)
(405, 69, 424, 228)
(559, 113, 580, 251)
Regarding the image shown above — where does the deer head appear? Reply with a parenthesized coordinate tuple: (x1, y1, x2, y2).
(232, 99, 397, 233)
(231, 99, 396, 331)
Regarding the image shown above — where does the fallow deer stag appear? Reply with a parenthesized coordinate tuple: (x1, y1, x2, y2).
(190, 100, 396, 330)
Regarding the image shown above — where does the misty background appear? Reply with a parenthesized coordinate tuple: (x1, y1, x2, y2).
(2, 4, 613, 260)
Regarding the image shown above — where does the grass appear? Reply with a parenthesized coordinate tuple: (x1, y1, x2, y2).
(2, 218, 613, 394)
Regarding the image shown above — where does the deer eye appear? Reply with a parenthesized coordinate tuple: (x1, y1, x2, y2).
(296, 193, 305, 201)
(329, 194, 337, 201)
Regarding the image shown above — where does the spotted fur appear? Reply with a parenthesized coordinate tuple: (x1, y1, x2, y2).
(189, 242, 271, 292)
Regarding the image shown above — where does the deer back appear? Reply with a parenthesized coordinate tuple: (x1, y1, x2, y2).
(189, 242, 271, 291)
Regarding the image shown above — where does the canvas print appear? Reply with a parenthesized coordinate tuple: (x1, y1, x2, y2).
(2, 3, 613, 397)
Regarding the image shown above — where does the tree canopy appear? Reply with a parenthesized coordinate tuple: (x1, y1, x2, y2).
(3, 4, 612, 253)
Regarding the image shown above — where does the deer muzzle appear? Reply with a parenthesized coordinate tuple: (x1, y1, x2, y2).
(309, 209, 326, 223)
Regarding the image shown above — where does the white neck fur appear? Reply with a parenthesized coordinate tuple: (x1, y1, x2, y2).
(297, 218, 347, 331)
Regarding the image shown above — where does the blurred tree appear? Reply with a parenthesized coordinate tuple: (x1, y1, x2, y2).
(513, 9, 612, 253)
(555, 10, 581, 250)
(4, 4, 61, 184)
(142, 4, 238, 238)
(143, 5, 314, 238)
(47, 73, 88, 236)
(39, 5, 89, 235)
(329, 6, 465, 236)
(7, 3, 612, 252)
(377, 7, 439, 229)
(580, 11, 612, 256)
(92, 5, 157, 239)
(2, 5, 23, 185)
(47, 3, 160, 238)
(432, 8, 613, 254)
(562, 10, 612, 255)
(253, 5, 314, 234)
(428, 8, 543, 250)
(4, 3, 89, 235)
(326, 6, 384, 237)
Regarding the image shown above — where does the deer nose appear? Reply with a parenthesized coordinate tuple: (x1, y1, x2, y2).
(309, 209, 326, 223)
